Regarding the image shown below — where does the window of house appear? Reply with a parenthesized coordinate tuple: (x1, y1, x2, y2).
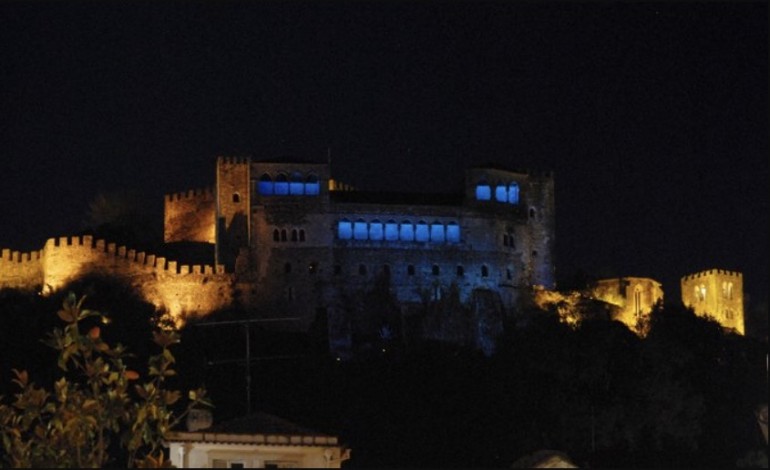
(446, 222, 460, 243)
(430, 223, 445, 243)
(385, 220, 399, 241)
(476, 180, 491, 200)
(354, 219, 368, 240)
(506, 268, 512, 280)
(305, 174, 320, 195)
(407, 265, 415, 275)
(508, 182, 519, 204)
(258, 173, 274, 195)
(529, 208, 536, 219)
(274, 173, 289, 195)
(338, 220, 352, 240)
(495, 184, 507, 202)
(369, 220, 384, 240)
(415, 221, 429, 242)
(481, 265, 488, 277)
(400, 221, 414, 241)
(308, 261, 318, 274)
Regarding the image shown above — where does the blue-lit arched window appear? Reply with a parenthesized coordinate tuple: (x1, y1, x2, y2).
(446, 222, 460, 243)
(338, 220, 352, 240)
(415, 221, 429, 242)
(369, 220, 384, 240)
(400, 221, 414, 241)
(354, 219, 368, 240)
(495, 185, 507, 202)
(508, 182, 520, 204)
(476, 180, 491, 201)
(274, 174, 289, 195)
(258, 174, 274, 195)
(305, 174, 320, 196)
(430, 222, 445, 243)
(385, 220, 399, 241)
(289, 172, 304, 195)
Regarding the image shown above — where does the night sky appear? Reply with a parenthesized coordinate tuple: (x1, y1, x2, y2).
(1, 3, 767, 318)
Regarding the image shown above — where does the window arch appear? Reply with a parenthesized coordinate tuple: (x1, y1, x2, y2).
(508, 182, 520, 204)
(258, 174, 274, 195)
(280, 229, 287, 242)
(476, 179, 491, 201)
(446, 222, 460, 243)
(232, 192, 241, 203)
(274, 173, 289, 195)
(305, 174, 320, 196)
(299, 229, 306, 242)
(385, 220, 399, 241)
(273, 229, 280, 242)
(289, 172, 304, 195)
(369, 220, 384, 241)
(400, 221, 414, 242)
(338, 220, 352, 240)
(353, 219, 368, 240)
(430, 222, 445, 243)
(415, 221, 429, 242)
(291, 229, 298, 242)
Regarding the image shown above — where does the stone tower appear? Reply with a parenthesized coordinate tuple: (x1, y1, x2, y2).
(681, 269, 744, 335)
(216, 156, 251, 271)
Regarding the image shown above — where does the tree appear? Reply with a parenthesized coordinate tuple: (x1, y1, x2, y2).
(0, 293, 210, 467)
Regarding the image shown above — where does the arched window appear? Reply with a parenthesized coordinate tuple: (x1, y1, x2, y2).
(432, 264, 440, 276)
(508, 182, 520, 204)
(273, 229, 280, 242)
(415, 221, 429, 242)
(503, 234, 509, 246)
(476, 179, 491, 201)
(353, 219, 368, 240)
(274, 174, 289, 195)
(400, 221, 414, 242)
(289, 172, 304, 195)
(369, 220, 384, 241)
(385, 220, 399, 241)
(456, 265, 464, 276)
(727, 282, 733, 300)
(481, 265, 489, 277)
(258, 174, 274, 195)
(338, 220, 352, 240)
(291, 229, 298, 242)
(305, 174, 320, 196)
(299, 229, 306, 242)
(698, 284, 707, 301)
(529, 208, 536, 219)
(232, 193, 241, 203)
(280, 229, 287, 242)
(634, 285, 642, 317)
(430, 222, 445, 243)
(495, 184, 507, 202)
(446, 222, 460, 243)
(508, 234, 516, 249)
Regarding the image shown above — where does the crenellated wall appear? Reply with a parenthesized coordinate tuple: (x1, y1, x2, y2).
(0, 235, 233, 326)
(164, 187, 216, 243)
(681, 269, 744, 335)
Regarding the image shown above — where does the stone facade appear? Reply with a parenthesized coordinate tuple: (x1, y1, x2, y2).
(590, 277, 664, 330)
(681, 269, 744, 335)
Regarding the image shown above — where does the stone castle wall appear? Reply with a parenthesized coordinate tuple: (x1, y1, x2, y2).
(0, 235, 233, 325)
(164, 188, 216, 244)
(590, 277, 663, 330)
(681, 269, 744, 335)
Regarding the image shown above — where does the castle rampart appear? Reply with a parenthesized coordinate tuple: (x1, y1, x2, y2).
(164, 187, 216, 244)
(681, 268, 744, 335)
(0, 234, 233, 326)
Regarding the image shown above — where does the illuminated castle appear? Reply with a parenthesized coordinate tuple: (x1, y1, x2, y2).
(0, 157, 744, 356)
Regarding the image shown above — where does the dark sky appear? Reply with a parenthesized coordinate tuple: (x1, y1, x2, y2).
(1, 2, 767, 314)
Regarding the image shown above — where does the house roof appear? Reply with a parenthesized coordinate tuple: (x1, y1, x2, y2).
(166, 411, 339, 447)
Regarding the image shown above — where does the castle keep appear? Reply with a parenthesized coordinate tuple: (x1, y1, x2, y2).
(0, 156, 745, 355)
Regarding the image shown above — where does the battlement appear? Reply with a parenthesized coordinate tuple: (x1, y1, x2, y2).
(165, 187, 214, 202)
(217, 156, 251, 165)
(681, 269, 742, 282)
(0, 248, 42, 263)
